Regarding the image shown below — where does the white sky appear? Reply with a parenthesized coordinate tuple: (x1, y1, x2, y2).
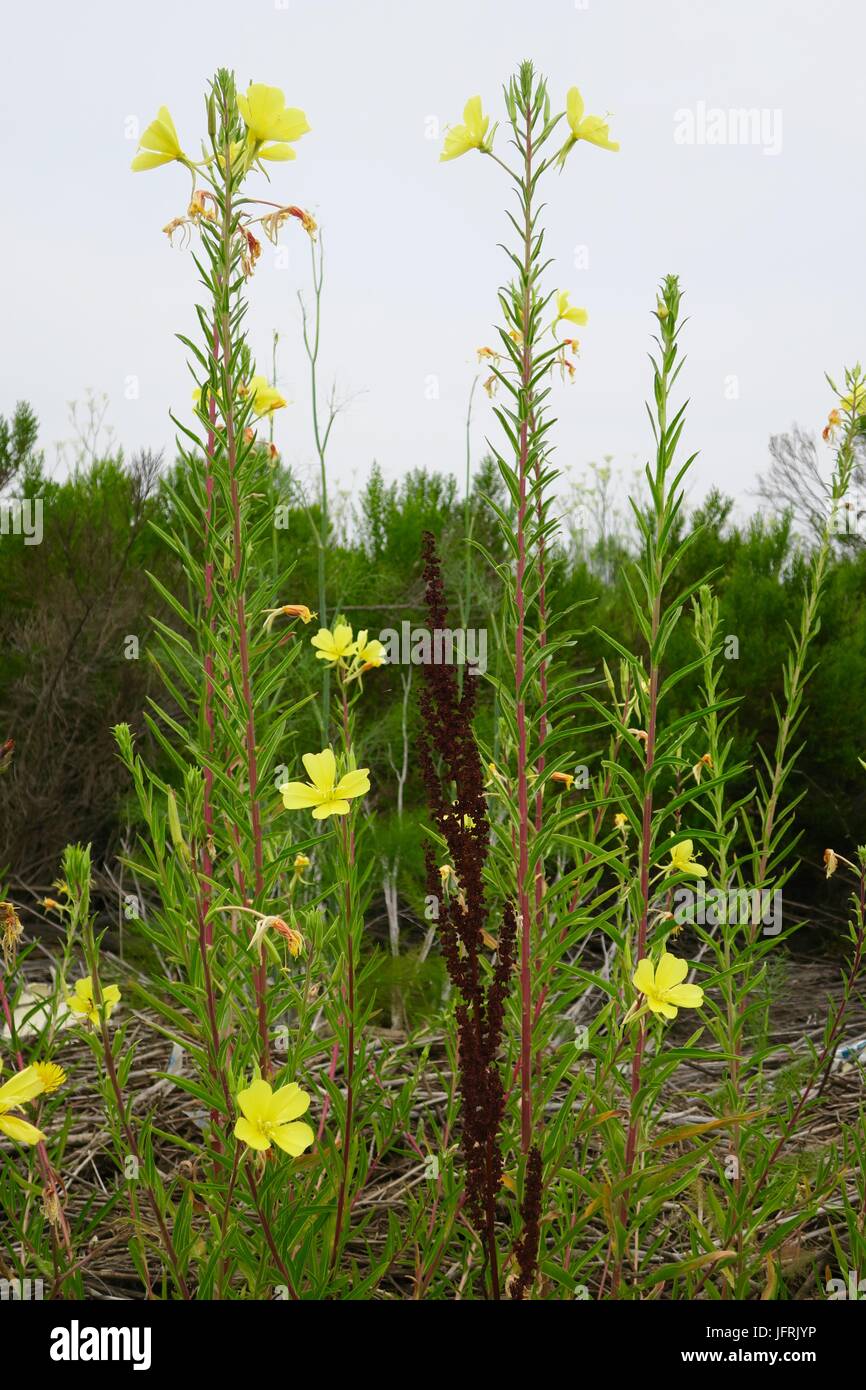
(2, 0, 864, 513)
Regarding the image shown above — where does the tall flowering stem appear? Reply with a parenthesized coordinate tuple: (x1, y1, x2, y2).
(418, 531, 517, 1299)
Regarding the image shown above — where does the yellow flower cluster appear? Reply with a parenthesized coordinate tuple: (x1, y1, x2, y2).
(132, 84, 309, 175)
(311, 623, 387, 672)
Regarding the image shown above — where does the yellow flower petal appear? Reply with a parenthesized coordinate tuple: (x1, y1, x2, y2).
(332, 768, 370, 801)
(0, 1064, 45, 1109)
(271, 1120, 315, 1156)
(0, 1113, 46, 1145)
(632, 958, 655, 995)
(311, 799, 351, 819)
(666, 983, 704, 1009)
(237, 1078, 273, 1125)
(302, 749, 337, 795)
(268, 1082, 310, 1125)
(655, 952, 688, 993)
(280, 781, 324, 810)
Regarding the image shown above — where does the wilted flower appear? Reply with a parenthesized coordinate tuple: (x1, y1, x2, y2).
(692, 753, 713, 783)
(234, 1078, 315, 1155)
(262, 204, 317, 243)
(263, 604, 316, 633)
(187, 189, 216, 223)
(440, 96, 492, 161)
(1, 901, 22, 968)
(240, 228, 262, 278)
(824, 848, 839, 878)
(633, 952, 703, 1019)
(249, 914, 304, 960)
(292, 853, 311, 879)
(551, 770, 575, 790)
(280, 748, 370, 820)
(613, 812, 628, 831)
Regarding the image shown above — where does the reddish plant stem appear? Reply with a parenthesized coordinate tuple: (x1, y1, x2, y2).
(515, 96, 536, 1155)
(201, 322, 219, 947)
(218, 139, 270, 1078)
(246, 1164, 299, 1298)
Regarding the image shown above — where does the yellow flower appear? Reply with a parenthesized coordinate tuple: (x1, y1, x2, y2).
(354, 630, 387, 667)
(280, 748, 370, 820)
(0, 1062, 65, 1146)
(633, 952, 704, 1019)
(560, 87, 619, 163)
(131, 107, 187, 172)
(440, 96, 491, 161)
(311, 624, 356, 665)
(237, 83, 310, 163)
(554, 291, 588, 334)
(241, 375, 287, 418)
(67, 976, 121, 1027)
(613, 812, 628, 830)
(666, 839, 707, 878)
(33, 1062, 66, 1093)
(234, 1077, 315, 1155)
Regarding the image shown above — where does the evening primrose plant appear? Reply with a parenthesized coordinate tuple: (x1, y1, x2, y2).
(99, 67, 407, 1297)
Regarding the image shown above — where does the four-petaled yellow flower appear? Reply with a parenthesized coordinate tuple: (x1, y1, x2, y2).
(237, 83, 310, 164)
(559, 87, 620, 163)
(354, 630, 387, 667)
(234, 1078, 315, 1155)
(440, 97, 491, 162)
(554, 291, 588, 334)
(0, 1061, 66, 1146)
(67, 976, 121, 1027)
(633, 952, 704, 1019)
(311, 624, 356, 665)
(666, 839, 707, 878)
(280, 748, 370, 820)
(132, 107, 187, 172)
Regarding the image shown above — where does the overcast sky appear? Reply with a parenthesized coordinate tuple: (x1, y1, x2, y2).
(2, 0, 864, 516)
